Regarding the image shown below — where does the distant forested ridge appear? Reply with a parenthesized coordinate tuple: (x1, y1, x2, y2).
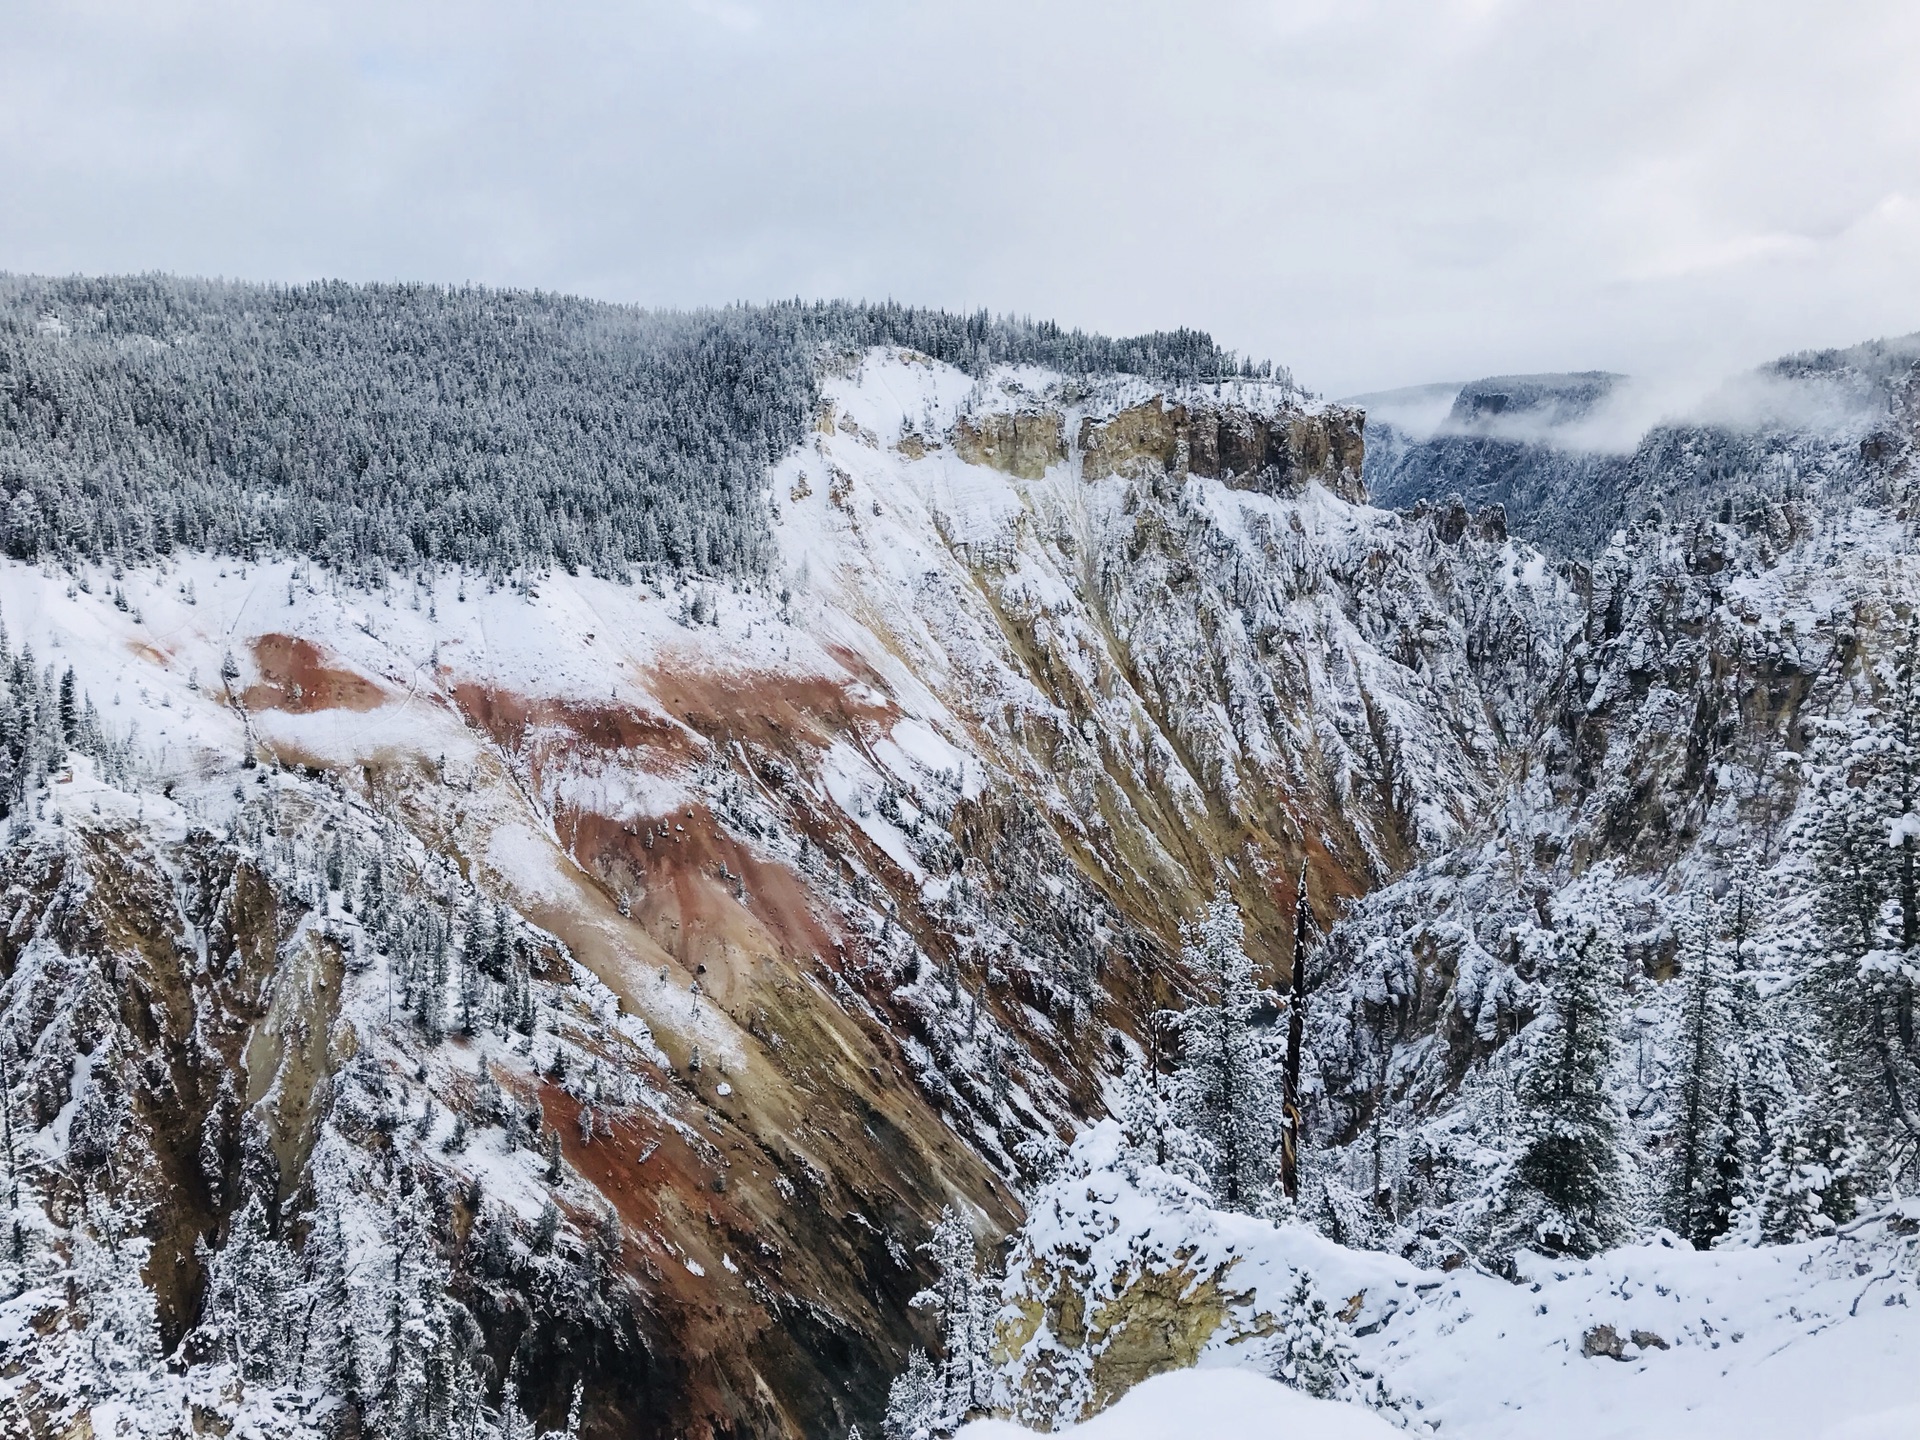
(0, 276, 1267, 581)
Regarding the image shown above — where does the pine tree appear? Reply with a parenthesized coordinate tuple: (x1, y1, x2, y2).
(73, 1221, 160, 1399)
(500, 1362, 540, 1440)
(1808, 768, 1889, 964)
(1666, 891, 1735, 1247)
(883, 1349, 944, 1440)
(1721, 851, 1765, 973)
(1697, 1077, 1754, 1249)
(197, 1196, 302, 1384)
(1112, 1055, 1204, 1183)
(1882, 625, 1920, 957)
(301, 1209, 363, 1398)
(1503, 898, 1625, 1258)
(538, 1381, 586, 1440)
(375, 1201, 460, 1440)
(1171, 893, 1283, 1212)
(533, 1199, 561, 1252)
(56, 668, 76, 744)
(1272, 1270, 1362, 1401)
(1805, 720, 1920, 1159)
(444, 1337, 492, 1440)
(1281, 864, 1316, 1201)
(910, 1207, 991, 1429)
(1750, 1081, 1863, 1243)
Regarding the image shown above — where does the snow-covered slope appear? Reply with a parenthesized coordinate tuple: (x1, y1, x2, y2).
(986, 1124, 1920, 1440)
(958, 1367, 1401, 1440)
(0, 345, 1569, 1439)
(8, 329, 1918, 1440)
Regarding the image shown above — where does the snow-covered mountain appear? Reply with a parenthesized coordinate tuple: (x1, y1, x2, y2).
(3, 282, 1918, 1440)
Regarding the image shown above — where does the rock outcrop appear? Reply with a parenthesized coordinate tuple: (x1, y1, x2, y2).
(1079, 397, 1367, 503)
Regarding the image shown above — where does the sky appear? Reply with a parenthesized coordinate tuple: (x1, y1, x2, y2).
(4, 0, 1920, 396)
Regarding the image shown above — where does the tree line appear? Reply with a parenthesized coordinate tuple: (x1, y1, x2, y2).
(0, 275, 1268, 586)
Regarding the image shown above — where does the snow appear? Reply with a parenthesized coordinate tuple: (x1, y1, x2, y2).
(958, 1368, 1400, 1440)
(7, 340, 1908, 1440)
(1004, 1125, 1920, 1440)
(1013, 1290, 1920, 1440)
(45, 1043, 94, 1157)
(881, 717, 977, 794)
(484, 822, 572, 905)
(819, 740, 924, 880)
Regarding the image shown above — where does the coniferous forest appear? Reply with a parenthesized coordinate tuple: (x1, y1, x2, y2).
(0, 276, 1262, 582)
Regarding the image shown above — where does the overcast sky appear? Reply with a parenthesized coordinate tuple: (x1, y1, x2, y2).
(5, 1, 1919, 395)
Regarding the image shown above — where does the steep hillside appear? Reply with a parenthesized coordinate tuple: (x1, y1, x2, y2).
(861, 342, 1920, 1440)
(1363, 337, 1920, 555)
(12, 288, 1919, 1440)
(0, 341, 1558, 1439)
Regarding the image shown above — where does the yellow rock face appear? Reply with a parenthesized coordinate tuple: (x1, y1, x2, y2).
(1077, 399, 1368, 503)
(951, 412, 1068, 479)
(1079, 400, 1184, 481)
(993, 1253, 1274, 1426)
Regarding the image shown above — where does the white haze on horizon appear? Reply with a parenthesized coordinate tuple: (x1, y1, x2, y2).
(1353, 345, 1918, 456)
(3, 1, 1920, 396)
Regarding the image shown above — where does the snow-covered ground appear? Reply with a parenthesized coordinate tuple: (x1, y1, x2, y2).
(998, 1124, 1920, 1440)
(959, 1368, 1401, 1440)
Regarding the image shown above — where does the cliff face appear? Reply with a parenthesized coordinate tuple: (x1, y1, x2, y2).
(1075, 396, 1366, 503)
(0, 349, 1564, 1439)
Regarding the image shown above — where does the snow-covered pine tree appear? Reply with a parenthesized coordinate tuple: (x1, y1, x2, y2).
(500, 1362, 541, 1440)
(537, 1380, 586, 1440)
(1666, 891, 1736, 1247)
(910, 1206, 992, 1431)
(73, 1219, 160, 1400)
(196, 1195, 303, 1384)
(371, 1196, 477, 1440)
(1717, 851, 1784, 1142)
(1804, 708, 1920, 1170)
(1721, 851, 1766, 973)
(1281, 862, 1315, 1201)
(1868, 633, 1920, 1114)
(298, 1209, 362, 1399)
(1112, 1053, 1204, 1184)
(1743, 1058, 1864, 1245)
(1501, 891, 1626, 1259)
(56, 667, 76, 743)
(443, 1335, 492, 1440)
(1171, 893, 1283, 1212)
(1697, 1076, 1754, 1251)
(1273, 1270, 1349, 1397)
(1882, 625, 1920, 958)
(883, 1348, 944, 1440)
(1270, 1268, 1394, 1413)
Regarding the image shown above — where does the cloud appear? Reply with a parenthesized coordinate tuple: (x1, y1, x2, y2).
(1, 0, 1918, 395)
(687, 0, 762, 34)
